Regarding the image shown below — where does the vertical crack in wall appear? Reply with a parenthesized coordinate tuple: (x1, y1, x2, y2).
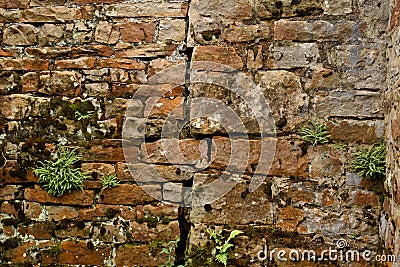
(175, 1, 194, 264)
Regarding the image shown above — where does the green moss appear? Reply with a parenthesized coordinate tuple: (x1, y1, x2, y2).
(161, 216, 171, 225)
(46, 242, 62, 259)
(50, 98, 95, 121)
(136, 216, 159, 228)
(185, 243, 219, 267)
(104, 208, 119, 219)
(149, 240, 165, 254)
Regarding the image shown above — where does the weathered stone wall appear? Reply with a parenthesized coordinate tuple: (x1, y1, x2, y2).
(0, 0, 390, 266)
(383, 0, 400, 265)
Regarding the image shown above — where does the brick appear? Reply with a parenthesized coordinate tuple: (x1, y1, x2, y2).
(274, 20, 356, 41)
(21, 72, 39, 92)
(269, 139, 309, 178)
(84, 83, 109, 97)
(55, 223, 91, 239)
(95, 21, 119, 44)
(276, 206, 305, 232)
(120, 21, 156, 43)
(115, 244, 166, 267)
(24, 201, 43, 219)
(46, 206, 79, 221)
(0, 161, 28, 185)
(38, 24, 65, 46)
(26, 46, 113, 59)
(256, 70, 308, 131)
(308, 145, 343, 179)
(104, 2, 188, 18)
(0, 95, 48, 120)
(99, 184, 157, 205)
(146, 97, 185, 119)
(116, 162, 193, 183)
(259, 0, 323, 18)
(81, 163, 115, 177)
(192, 46, 243, 69)
(4, 241, 36, 264)
(54, 57, 96, 69)
(265, 43, 319, 69)
(42, 240, 111, 266)
(105, 98, 143, 119)
(312, 90, 383, 119)
(352, 190, 379, 206)
(323, 0, 352, 15)
(0, 58, 48, 71)
(0, 0, 29, 8)
(222, 22, 272, 43)
(190, 0, 253, 19)
(0, 7, 82, 23)
(38, 71, 82, 96)
(115, 43, 177, 58)
(189, 181, 273, 224)
(327, 120, 384, 143)
(78, 204, 127, 221)
(70, 0, 122, 3)
(22, 7, 82, 22)
(93, 223, 126, 243)
(0, 201, 18, 217)
(129, 220, 180, 242)
(3, 24, 37, 46)
(27, 223, 54, 239)
(24, 185, 94, 206)
(0, 185, 22, 200)
(96, 58, 146, 70)
(142, 139, 202, 165)
(158, 19, 186, 42)
(83, 145, 130, 162)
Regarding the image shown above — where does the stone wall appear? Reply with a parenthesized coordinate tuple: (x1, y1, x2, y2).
(0, 0, 390, 266)
(383, 0, 400, 266)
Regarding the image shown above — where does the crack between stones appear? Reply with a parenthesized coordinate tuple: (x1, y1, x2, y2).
(175, 1, 194, 264)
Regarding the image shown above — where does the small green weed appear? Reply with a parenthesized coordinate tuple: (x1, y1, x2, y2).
(159, 236, 184, 267)
(351, 141, 386, 179)
(207, 229, 243, 266)
(299, 121, 330, 145)
(101, 174, 119, 189)
(34, 148, 89, 196)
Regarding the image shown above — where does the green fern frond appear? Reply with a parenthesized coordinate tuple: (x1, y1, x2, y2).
(351, 140, 386, 179)
(34, 148, 88, 196)
(299, 121, 330, 145)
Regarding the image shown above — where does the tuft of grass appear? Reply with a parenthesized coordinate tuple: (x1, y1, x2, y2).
(34, 148, 88, 196)
(299, 121, 330, 145)
(351, 141, 386, 179)
(101, 174, 119, 189)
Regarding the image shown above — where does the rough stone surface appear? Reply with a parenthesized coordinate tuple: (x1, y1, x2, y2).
(0, 0, 392, 266)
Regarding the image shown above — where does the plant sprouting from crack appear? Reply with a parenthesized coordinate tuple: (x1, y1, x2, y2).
(159, 236, 184, 267)
(299, 121, 330, 145)
(351, 140, 386, 179)
(101, 174, 119, 189)
(206, 229, 243, 266)
(34, 148, 89, 196)
(75, 110, 94, 121)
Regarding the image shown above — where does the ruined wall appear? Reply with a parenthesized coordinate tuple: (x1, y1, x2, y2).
(0, 0, 390, 266)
